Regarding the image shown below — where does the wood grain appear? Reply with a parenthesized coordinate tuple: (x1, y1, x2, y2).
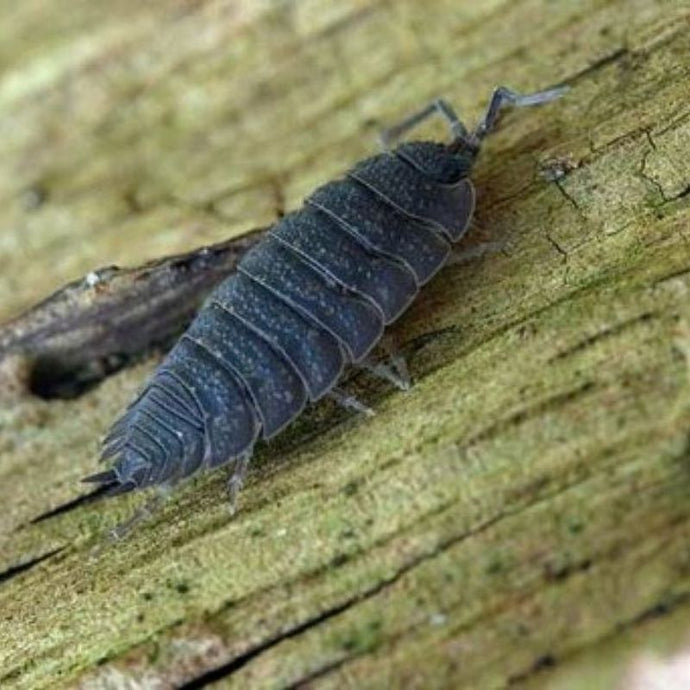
(0, 1, 689, 688)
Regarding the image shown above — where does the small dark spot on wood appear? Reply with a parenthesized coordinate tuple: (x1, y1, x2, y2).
(544, 558, 592, 582)
(516, 622, 530, 636)
(123, 188, 144, 213)
(485, 556, 505, 575)
(340, 619, 383, 654)
(330, 553, 350, 568)
(342, 480, 359, 496)
(21, 184, 49, 211)
(508, 653, 557, 685)
(534, 654, 557, 670)
(566, 517, 585, 535)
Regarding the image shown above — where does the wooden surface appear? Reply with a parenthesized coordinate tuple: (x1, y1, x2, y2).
(1, 1, 690, 688)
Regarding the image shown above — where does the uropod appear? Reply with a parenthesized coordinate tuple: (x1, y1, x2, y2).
(85, 85, 567, 522)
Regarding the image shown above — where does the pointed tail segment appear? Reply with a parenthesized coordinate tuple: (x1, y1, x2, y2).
(82, 469, 118, 484)
(82, 468, 138, 497)
(82, 326, 262, 498)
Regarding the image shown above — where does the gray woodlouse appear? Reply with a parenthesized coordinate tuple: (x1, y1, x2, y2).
(85, 86, 566, 509)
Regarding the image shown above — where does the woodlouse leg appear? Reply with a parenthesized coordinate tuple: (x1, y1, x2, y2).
(108, 485, 172, 541)
(328, 387, 375, 417)
(359, 359, 411, 391)
(445, 218, 508, 267)
(358, 336, 411, 391)
(446, 240, 508, 267)
(227, 450, 252, 514)
(379, 98, 470, 150)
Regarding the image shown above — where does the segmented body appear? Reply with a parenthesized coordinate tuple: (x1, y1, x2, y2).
(95, 140, 477, 494)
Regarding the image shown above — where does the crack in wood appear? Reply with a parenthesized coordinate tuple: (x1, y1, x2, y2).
(0, 547, 65, 586)
(463, 380, 597, 448)
(507, 591, 690, 686)
(175, 467, 611, 687)
(27, 487, 108, 526)
(561, 47, 629, 86)
(176, 509, 511, 688)
(547, 311, 656, 363)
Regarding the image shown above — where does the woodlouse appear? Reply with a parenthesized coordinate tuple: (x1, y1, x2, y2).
(85, 85, 566, 509)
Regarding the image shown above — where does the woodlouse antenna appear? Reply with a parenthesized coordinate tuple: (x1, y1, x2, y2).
(379, 85, 568, 152)
(379, 98, 469, 150)
(471, 85, 569, 145)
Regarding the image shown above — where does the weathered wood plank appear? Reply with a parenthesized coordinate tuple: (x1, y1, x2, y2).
(1, 1, 689, 688)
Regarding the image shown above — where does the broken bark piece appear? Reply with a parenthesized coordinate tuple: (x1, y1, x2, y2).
(0, 230, 264, 399)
